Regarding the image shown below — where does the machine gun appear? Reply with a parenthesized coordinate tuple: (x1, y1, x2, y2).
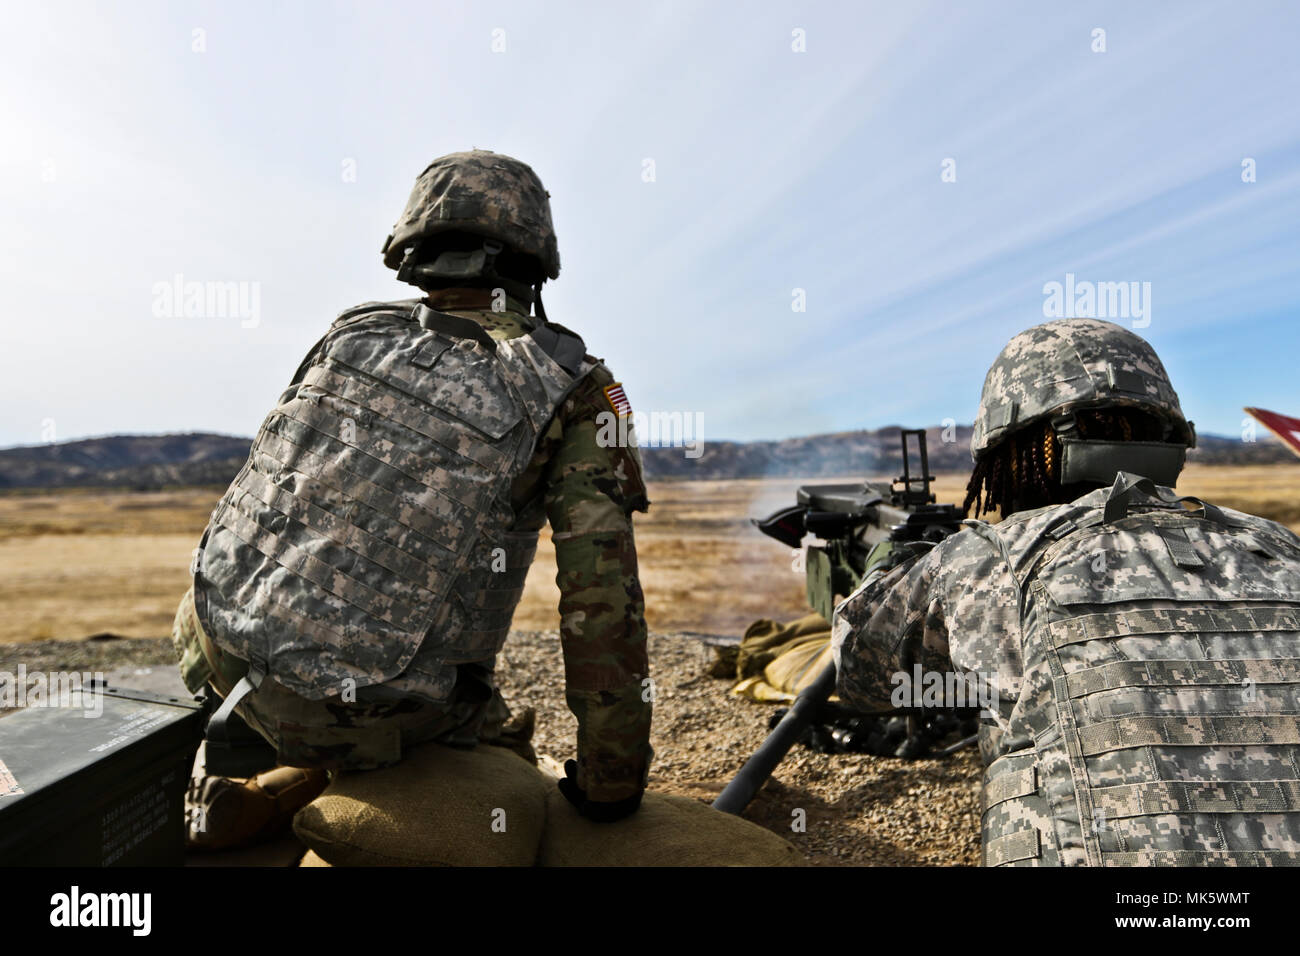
(714, 429, 972, 815)
(753, 428, 963, 623)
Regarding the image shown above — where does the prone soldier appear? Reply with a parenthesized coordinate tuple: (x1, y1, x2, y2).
(833, 318, 1300, 866)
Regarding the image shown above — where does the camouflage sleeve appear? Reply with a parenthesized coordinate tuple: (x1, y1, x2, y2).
(833, 526, 1028, 723)
(831, 544, 951, 713)
(543, 364, 653, 802)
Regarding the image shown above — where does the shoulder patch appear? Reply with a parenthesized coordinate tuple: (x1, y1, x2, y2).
(603, 382, 632, 418)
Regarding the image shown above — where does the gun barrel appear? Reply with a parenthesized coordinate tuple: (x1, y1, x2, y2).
(725, 429, 965, 816)
(712, 661, 839, 815)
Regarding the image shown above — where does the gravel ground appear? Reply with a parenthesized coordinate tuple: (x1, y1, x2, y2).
(499, 630, 982, 866)
(4, 632, 983, 865)
(3, 635, 178, 673)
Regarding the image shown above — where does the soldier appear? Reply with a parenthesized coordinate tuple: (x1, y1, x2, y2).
(173, 150, 653, 842)
(833, 318, 1300, 866)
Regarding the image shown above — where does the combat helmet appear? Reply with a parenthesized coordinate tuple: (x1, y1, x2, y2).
(382, 150, 560, 287)
(971, 318, 1196, 486)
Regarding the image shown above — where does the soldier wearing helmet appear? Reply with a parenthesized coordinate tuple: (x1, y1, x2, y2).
(173, 150, 654, 844)
(963, 318, 1196, 519)
(833, 318, 1300, 866)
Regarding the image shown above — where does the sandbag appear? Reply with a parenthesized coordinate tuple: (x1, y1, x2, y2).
(731, 613, 837, 703)
(293, 741, 550, 866)
(734, 612, 829, 680)
(540, 790, 803, 866)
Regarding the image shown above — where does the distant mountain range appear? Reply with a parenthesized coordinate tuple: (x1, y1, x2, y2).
(0, 426, 1292, 490)
(0, 433, 253, 490)
(637, 424, 1297, 479)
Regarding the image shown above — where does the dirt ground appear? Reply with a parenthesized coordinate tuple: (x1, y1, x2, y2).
(3, 465, 1293, 646)
(0, 474, 884, 643)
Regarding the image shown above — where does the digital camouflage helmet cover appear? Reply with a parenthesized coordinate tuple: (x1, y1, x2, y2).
(382, 150, 561, 284)
(971, 318, 1196, 486)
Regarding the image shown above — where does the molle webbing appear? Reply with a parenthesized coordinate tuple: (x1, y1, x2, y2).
(1065, 658, 1300, 697)
(983, 489, 1300, 867)
(1091, 780, 1300, 818)
(198, 301, 594, 700)
(1078, 715, 1300, 756)
(1104, 850, 1300, 867)
(275, 399, 493, 507)
(214, 496, 431, 632)
(249, 427, 467, 562)
(1049, 605, 1300, 647)
(982, 766, 1038, 814)
(221, 469, 449, 592)
(985, 829, 1041, 867)
(300, 365, 509, 470)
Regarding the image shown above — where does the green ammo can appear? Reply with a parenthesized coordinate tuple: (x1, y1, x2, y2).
(0, 683, 204, 866)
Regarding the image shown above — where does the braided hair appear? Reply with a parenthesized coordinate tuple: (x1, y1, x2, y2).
(962, 407, 1166, 519)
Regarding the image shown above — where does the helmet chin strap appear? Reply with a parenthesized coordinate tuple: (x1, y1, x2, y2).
(533, 283, 548, 323)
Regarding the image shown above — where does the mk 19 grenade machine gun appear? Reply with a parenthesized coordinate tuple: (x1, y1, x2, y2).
(714, 430, 975, 815)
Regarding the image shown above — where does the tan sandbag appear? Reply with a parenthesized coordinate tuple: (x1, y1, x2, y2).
(299, 849, 332, 867)
(293, 741, 551, 866)
(539, 790, 804, 867)
(731, 621, 836, 703)
(734, 612, 830, 681)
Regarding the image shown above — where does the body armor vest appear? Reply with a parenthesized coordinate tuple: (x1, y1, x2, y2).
(193, 300, 596, 701)
(979, 474, 1300, 866)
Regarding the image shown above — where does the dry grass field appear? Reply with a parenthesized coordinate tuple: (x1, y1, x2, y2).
(0, 464, 1296, 647)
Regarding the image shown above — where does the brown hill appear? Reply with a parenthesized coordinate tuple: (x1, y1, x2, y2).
(0, 426, 1292, 490)
(0, 433, 251, 490)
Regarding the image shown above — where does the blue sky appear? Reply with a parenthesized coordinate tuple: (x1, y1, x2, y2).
(2, 0, 1297, 448)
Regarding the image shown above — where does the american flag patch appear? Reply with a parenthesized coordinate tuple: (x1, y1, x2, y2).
(603, 383, 632, 417)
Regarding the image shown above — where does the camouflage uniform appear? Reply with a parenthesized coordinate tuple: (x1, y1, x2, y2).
(174, 287, 652, 799)
(173, 152, 653, 803)
(833, 319, 1300, 866)
(835, 477, 1300, 865)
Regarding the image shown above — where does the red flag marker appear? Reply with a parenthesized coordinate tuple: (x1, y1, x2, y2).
(1244, 407, 1300, 459)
